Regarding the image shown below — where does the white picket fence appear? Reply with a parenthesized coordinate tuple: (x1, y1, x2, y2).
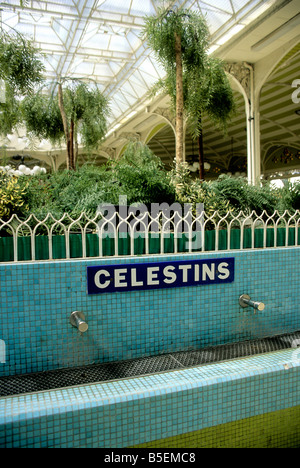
(0, 209, 299, 262)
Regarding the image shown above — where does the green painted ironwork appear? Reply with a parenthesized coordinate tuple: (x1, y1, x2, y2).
(0, 227, 299, 262)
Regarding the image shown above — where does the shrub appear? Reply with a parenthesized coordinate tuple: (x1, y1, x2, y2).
(274, 181, 300, 213)
(15, 142, 176, 221)
(169, 165, 288, 218)
(2, 147, 300, 230)
(169, 161, 230, 217)
(0, 170, 28, 221)
(210, 174, 278, 215)
(112, 141, 176, 207)
(288, 182, 300, 211)
(17, 164, 111, 220)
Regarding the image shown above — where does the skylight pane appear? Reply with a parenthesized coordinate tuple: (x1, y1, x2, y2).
(16, 23, 35, 36)
(109, 35, 132, 53)
(128, 73, 148, 95)
(72, 61, 95, 75)
(1, 11, 19, 29)
(0, 0, 279, 133)
(108, 62, 123, 74)
(130, 0, 156, 16)
(36, 25, 61, 44)
(94, 63, 114, 77)
(98, 0, 131, 15)
(45, 1, 75, 15)
(83, 33, 110, 50)
(114, 91, 131, 108)
(139, 57, 160, 79)
(204, 0, 234, 14)
(52, 19, 72, 43)
(204, 10, 232, 34)
(126, 31, 142, 51)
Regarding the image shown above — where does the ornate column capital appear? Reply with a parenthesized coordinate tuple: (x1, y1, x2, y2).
(224, 62, 253, 100)
(119, 132, 141, 141)
(154, 107, 176, 128)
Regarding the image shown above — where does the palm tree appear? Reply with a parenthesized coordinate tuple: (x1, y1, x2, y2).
(186, 57, 236, 180)
(143, 7, 235, 179)
(22, 80, 110, 170)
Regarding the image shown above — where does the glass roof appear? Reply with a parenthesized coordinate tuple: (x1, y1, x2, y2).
(1, 0, 276, 130)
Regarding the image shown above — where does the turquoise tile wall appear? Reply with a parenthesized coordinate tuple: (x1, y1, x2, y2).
(1, 349, 300, 448)
(0, 248, 300, 377)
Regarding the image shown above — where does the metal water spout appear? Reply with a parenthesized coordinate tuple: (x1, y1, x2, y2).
(70, 311, 88, 333)
(239, 294, 265, 312)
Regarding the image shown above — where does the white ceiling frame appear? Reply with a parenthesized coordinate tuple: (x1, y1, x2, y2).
(1, 0, 292, 146)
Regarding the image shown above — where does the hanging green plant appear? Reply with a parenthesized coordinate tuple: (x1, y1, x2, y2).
(22, 93, 64, 144)
(0, 32, 45, 96)
(0, 82, 22, 136)
(22, 80, 110, 170)
(0, 30, 45, 137)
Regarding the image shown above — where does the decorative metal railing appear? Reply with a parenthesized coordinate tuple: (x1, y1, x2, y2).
(0, 209, 299, 262)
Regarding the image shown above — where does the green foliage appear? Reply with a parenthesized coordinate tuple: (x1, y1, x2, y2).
(0, 31, 45, 137)
(18, 164, 109, 219)
(16, 142, 175, 220)
(210, 175, 278, 215)
(203, 59, 236, 122)
(0, 170, 28, 220)
(22, 81, 110, 153)
(142, 7, 235, 149)
(143, 7, 209, 112)
(287, 184, 300, 211)
(185, 57, 236, 138)
(62, 82, 110, 150)
(0, 33, 44, 96)
(111, 141, 176, 207)
(288, 183, 300, 211)
(49, 165, 110, 217)
(273, 181, 300, 213)
(169, 162, 230, 217)
(3, 142, 300, 226)
(0, 83, 22, 136)
(22, 93, 64, 144)
(142, 8, 209, 72)
(169, 165, 284, 216)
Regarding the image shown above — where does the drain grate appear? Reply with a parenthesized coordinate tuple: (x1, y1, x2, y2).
(1, 330, 300, 397)
(171, 333, 298, 367)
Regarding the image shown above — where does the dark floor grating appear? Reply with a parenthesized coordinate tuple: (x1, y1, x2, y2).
(1, 330, 300, 397)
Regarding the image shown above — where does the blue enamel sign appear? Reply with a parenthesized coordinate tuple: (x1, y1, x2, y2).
(87, 257, 235, 294)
